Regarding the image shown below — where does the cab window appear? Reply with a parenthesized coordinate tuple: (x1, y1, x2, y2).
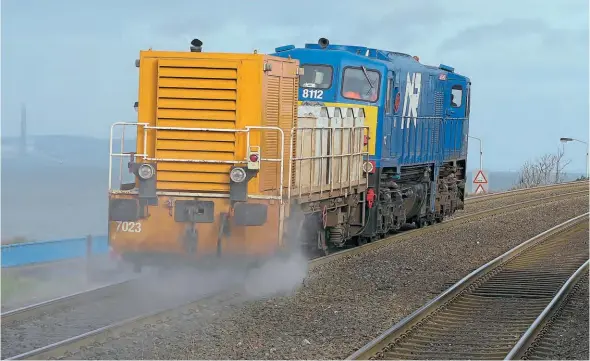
(299, 64, 332, 89)
(341, 66, 381, 102)
(451, 85, 463, 107)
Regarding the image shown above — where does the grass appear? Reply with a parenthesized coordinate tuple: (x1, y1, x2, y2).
(1, 236, 35, 245)
(1, 273, 42, 303)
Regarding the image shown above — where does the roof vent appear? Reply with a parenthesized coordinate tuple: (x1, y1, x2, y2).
(275, 45, 295, 52)
(439, 64, 455, 72)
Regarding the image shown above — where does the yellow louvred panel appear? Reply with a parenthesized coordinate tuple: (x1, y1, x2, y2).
(154, 57, 239, 192)
(135, 50, 299, 196)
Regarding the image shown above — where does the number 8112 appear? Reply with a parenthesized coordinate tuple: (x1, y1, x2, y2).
(301, 89, 324, 99)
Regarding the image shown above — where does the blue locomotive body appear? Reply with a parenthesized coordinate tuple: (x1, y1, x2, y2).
(274, 39, 471, 249)
(273, 41, 470, 169)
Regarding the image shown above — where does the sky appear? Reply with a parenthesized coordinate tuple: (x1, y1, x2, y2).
(1, 0, 589, 172)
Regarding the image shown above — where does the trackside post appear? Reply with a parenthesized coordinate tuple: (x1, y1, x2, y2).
(85, 235, 93, 281)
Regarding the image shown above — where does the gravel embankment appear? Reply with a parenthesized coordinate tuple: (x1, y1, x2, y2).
(1, 256, 135, 312)
(1, 267, 255, 359)
(71, 193, 588, 360)
(463, 183, 588, 214)
(527, 275, 589, 360)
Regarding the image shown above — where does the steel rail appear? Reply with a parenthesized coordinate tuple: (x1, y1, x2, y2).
(7, 288, 237, 360)
(504, 259, 590, 360)
(1, 279, 137, 325)
(465, 180, 588, 202)
(8, 191, 588, 360)
(347, 212, 589, 360)
(311, 189, 588, 269)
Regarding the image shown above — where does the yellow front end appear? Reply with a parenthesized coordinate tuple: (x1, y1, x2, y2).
(108, 48, 299, 268)
(108, 195, 282, 260)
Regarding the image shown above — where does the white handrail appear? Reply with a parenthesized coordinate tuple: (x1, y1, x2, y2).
(108, 122, 148, 190)
(109, 123, 286, 202)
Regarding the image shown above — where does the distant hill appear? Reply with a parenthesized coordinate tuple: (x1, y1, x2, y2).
(1, 134, 585, 240)
(2, 134, 584, 191)
(2, 135, 135, 168)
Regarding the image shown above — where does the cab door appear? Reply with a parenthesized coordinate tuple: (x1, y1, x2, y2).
(462, 82, 471, 158)
(383, 70, 396, 163)
(444, 76, 468, 160)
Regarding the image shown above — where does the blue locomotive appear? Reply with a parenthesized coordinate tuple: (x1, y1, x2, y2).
(274, 38, 470, 252)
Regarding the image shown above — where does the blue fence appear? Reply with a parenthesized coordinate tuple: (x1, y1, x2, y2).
(1, 236, 109, 268)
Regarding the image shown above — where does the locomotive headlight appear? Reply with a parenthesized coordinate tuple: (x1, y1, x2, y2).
(138, 164, 155, 180)
(230, 167, 247, 183)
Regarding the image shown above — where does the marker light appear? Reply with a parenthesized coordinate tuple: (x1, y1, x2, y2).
(138, 164, 155, 180)
(247, 148, 261, 170)
(230, 167, 247, 183)
(363, 161, 375, 174)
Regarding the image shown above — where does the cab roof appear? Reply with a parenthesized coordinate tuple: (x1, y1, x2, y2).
(273, 41, 470, 82)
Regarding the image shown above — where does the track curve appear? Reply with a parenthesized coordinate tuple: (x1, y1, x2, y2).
(348, 213, 589, 360)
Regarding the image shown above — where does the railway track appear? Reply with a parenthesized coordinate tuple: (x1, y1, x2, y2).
(464, 180, 588, 204)
(1, 279, 136, 325)
(5, 186, 586, 360)
(516, 273, 589, 360)
(506, 264, 589, 360)
(1, 269, 244, 360)
(312, 189, 587, 266)
(347, 213, 589, 360)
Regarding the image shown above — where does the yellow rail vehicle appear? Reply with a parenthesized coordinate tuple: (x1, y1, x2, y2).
(108, 40, 369, 271)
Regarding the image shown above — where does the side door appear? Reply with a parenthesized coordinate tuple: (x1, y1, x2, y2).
(444, 76, 467, 159)
(383, 70, 395, 161)
(462, 82, 471, 158)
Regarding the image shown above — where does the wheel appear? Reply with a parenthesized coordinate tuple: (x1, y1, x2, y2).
(416, 218, 425, 228)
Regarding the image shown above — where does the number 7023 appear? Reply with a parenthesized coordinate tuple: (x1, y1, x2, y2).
(115, 221, 142, 233)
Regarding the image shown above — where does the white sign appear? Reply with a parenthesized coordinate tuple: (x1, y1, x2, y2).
(473, 170, 488, 184)
(471, 169, 489, 194)
(474, 184, 486, 194)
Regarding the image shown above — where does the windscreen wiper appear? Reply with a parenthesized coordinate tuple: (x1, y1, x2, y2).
(361, 66, 375, 96)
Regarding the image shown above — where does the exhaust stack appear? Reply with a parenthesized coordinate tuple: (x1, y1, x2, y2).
(318, 37, 329, 49)
(190, 39, 203, 52)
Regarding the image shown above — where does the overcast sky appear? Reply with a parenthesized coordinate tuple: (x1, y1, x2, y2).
(1, 0, 588, 172)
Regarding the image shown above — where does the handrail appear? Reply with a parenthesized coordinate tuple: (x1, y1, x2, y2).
(108, 122, 148, 190)
(109, 123, 286, 201)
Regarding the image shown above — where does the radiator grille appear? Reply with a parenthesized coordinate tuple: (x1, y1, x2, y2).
(155, 59, 238, 192)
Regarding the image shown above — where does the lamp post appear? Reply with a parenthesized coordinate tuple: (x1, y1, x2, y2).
(560, 137, 589, 178)
(469, 135, 483, 171)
